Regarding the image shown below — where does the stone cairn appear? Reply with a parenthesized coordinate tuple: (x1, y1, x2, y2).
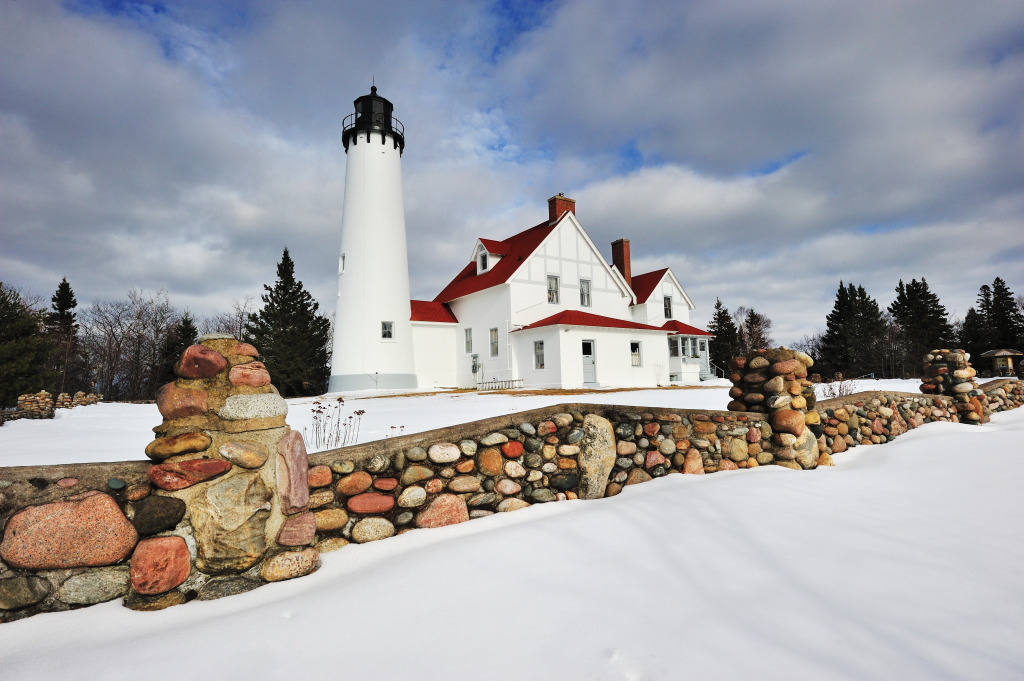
(919, 349, 989, 424)
(15, 392, 54, 419)
(54, 392, 102, 409)
(726, 347, 823, 469)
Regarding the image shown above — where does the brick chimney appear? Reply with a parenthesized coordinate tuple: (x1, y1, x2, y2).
(548, 193, 576, 223)
(611, 238, 631, 289)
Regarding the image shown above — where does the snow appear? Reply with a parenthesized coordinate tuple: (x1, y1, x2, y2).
(2, 380, 1022, 680)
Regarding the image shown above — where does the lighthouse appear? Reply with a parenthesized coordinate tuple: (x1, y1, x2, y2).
(328, 86, 417, 391)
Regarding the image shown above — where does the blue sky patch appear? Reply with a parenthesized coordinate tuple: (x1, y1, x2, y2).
(747, 149, 809, 176)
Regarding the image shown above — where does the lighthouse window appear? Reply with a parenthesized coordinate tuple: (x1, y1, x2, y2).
(547, 275, 559, 304)
(339, 254, 345, 274)
(381, 321, 394, 340)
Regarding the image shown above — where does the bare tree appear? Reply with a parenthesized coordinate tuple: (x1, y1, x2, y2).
(202, 295, 256, 339)
(733, 306, 774, 355)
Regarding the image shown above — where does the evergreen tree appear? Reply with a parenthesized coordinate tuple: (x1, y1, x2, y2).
(959, 307, 988, 360)
(819, 281, 885, 378)
(244, 248, 331, 397)
(45, 277, 87, 394)
(887, 278, 953, 375)
(156, 312, 199, 386)
(0, 283, 54, 407)
(706, 298, 740, 368)
(989, 277, 1024, 348)
(735, 307, 773, 355)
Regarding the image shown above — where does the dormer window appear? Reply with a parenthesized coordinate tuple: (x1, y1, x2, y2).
(479, 252, 488, 272)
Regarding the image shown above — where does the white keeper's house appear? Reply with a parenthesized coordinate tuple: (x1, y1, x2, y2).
(329, 87, 713, 391)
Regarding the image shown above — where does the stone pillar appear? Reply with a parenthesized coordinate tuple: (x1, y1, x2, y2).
(919, 349, 989, 424)
(726, 347, 820, 469)
(146, 333, 316, 579)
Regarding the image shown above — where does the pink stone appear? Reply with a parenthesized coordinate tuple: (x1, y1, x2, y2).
(0, 492, 138, 569)
(747, 427, 761, 443)
(336, 471, 372, 496)
(616, 441, 637, 456)
(277, 512, 317, 546)
(771, 409, 806, 437)
(501, 441, 524, 458)
(536, 421, 556, 436)
(424, 479, 443, 494)
(643, 422, 661, 437)
(130, 536, 190, 595)
(415, 494, 469, 529)
(718, 459, 739, 471)
(57, 477, 78, 488)
(174, 344, 228, 379)
(683, 449, 704, 475)
(148, 459, 230, 491)
(230, 342, 259, 357)
(276, 431, 310, 515)
(645, 451, 666, 469)
(770, 359, 802, 376)
(346, 492, 395, 514)
(495, 479, 522, 495)
(307, 465, 333, 489)
(373, 477, 398, 491)
(155, 382, 209, 420)
(229, 361, 271, 388)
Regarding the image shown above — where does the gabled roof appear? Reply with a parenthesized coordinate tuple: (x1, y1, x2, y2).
(662, 320, 713, 337)
(630, 268, 670, 304)
(434, 220, 556, 303)
(515, 310, 668, 332)
(410, 300, 458, 323)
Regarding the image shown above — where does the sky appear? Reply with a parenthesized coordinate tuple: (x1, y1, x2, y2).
(1, 0, 1022, 343)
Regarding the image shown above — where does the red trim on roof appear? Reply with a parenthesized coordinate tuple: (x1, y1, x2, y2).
(410, 300, 458, 323)
(662, 320, 713, 336)
(434, 220, 556, 302)
(629, 268, 669, 304)
(515, 310, 668, 332)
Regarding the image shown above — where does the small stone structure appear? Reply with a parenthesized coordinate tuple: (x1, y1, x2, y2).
(725, 347, 823, 469)
(919, 349, 989, 424)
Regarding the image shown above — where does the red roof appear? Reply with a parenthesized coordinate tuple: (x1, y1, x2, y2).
(434, 220, 556, 303)
(630, 268, 669, 304)
(515, 310, 668, 332)
(410, 300, 458, 323)
(662, 320, 713, 336)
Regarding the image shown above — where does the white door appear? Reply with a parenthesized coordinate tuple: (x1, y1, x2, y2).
(582, 340, 597, 384)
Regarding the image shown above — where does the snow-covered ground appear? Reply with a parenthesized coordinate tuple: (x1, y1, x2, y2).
(2, 379, 1022, 680)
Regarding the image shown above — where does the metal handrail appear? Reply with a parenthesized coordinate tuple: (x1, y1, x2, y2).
(342, 113, 405, 137)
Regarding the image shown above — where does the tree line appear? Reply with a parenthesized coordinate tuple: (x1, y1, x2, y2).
(0, 249, 331, 408)
(807, 276, 1023, 378)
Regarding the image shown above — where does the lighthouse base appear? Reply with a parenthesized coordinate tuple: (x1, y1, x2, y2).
(328, 373, 418, 392)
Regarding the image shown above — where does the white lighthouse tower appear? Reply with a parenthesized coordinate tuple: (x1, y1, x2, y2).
(329, 86, 417, 391)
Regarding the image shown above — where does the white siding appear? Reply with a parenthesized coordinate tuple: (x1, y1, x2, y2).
(411, 323, 457, 388)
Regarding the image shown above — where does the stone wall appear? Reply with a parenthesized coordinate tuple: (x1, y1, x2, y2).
(1, 367, 1021, 622)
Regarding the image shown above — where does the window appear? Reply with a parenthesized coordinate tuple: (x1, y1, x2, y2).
(664, 296, 672, 319)
(381, 321, 394, 340)
(339, 254, 346, 274)
(464, 328, 472, 353)
(547, 275, 559, 304)
(489, 327, 499, 356)
(630, 341, 642, 367)
(698, 340, 707, 353)
(479, 252, 488, 272)
(668, 337, 680, 358)
(580, 279, 591, 307)
(534, 341, 545, 369)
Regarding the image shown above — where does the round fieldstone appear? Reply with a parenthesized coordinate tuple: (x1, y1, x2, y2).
(175, 344, 228, 379)
(459, 440, 478, 456)
(331, 460, 356, 474)
(352, 517, 395, 543)
(365, 454, 390, 474)
(504, 461, 527, 478)
(523, 437, 543, 452)
(476, 447, 503, 476)
(401, 465, 435, 486)
(395, 511, 414, 526)
(346, 493, 395, 514)
(315, 537, 350, 553)
(148, 459, 231, 491)
(415, 494, 469, 528)
(0, 492, 138, 569)
(550, 474, 579, 491)
(146, 432, 213, 461)
(196, 577, 261, 601)
(428, 443, 461, 463)
(495, 478, 522, 495)
(501, 440, 524, 458)
(57, 567, 130, 605)
(277, 513, 317, 546)
(467, 492, 498, 507)
(565, 428, 585, 444)
(124, 590, 186, 611)
(497, 498, 530, 512)
(261, 548, 319, 581)
(771, 409, 806, 437)
(518, 422, 536, 436)
(398, 486, 428, 508)
(307, 465, 333, 488)
(336, 471, 373, 496)
(155, 383, 208, 420)
(530, 488, 557, 503)
(131, 495, 186, 535)
(218, 393, 287, 421)
(405, 447, 427, 462)
(315, 508, 349, 531)
(449, 475, 481, 493)
(228, 361, 271, 388)
(130, 536, 191, 595)
(479, 432, 508, 446)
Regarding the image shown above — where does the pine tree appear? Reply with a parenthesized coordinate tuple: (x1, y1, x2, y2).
(989, 277, 1024, 348)
(45, 277, 87, 394)
(959, 307, 987, 360)
(887, 278, 953, 375)
(735, 307, 773, 355)
(706, 298, 740, 368)
(0, 283, 54, 407)
(819, 281, 885, 378)
(244, 248, 331, 397)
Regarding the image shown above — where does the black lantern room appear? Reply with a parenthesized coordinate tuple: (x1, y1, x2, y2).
(342, 86, 405, 154)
